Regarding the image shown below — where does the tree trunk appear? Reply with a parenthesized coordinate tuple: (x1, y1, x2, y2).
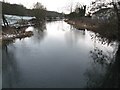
(2, 14, 9, 27)
(113, 3, 120, 38)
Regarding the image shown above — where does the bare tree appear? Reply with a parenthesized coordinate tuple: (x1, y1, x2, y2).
(33, 2, 46, 10)
(32, 2, 46, 21)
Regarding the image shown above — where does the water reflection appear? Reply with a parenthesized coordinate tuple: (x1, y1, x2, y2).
(85, 33, 120, 88)
(64, 27, 85, 46)
(2, 45, 20, 88)
(102, 45, 120, 88)
(32, 21, 47, 43)
(2, 20, 120, 88)
(85, 46, 120, 88)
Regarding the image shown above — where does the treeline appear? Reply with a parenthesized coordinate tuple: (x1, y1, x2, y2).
(65, 5, 87, 19)
(1, 1, 63, 18)
(2, 2, 33, 16)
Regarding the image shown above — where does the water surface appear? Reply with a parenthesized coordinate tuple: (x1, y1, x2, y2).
(2, 21, 119, 88)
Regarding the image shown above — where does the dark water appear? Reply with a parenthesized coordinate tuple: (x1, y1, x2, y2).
(2, 21, 120, 88)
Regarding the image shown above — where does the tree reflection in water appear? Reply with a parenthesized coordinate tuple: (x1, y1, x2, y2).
(33, 21, 47, 42)
(2, 22, 47, 88)
(85, 33, 120, 88)
(2, 44, 20, 88)
(65, 28, 85, 46)
(34, 21, 46, 32)
(101, 44, 120, 88)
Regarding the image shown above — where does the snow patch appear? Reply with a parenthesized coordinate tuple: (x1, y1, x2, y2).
(25, 27, 34, 31)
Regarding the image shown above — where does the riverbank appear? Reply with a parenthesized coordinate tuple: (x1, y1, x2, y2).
(1, 17, 43, 44)
(65, 18, 119, 41)
(64, 18, 99, 30)
(1, 26, 33, 45)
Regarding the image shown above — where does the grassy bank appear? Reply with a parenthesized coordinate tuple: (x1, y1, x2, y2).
(65, 18, 119, 41)
(65, 18, 98, 30)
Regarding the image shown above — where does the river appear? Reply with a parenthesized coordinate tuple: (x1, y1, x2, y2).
(2, 20, 119, 88)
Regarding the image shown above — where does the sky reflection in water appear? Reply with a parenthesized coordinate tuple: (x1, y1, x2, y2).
(2, 21, 119, 88)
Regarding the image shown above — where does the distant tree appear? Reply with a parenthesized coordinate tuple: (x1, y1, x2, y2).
(32, 2, 46, 21)
(74, 5, 86, 17)
(33, 2, 45, 10)
(67, 5, 86, 19)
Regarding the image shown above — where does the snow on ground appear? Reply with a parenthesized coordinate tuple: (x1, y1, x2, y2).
(25, 27, 34, 31)
(2, 15, 36, 26)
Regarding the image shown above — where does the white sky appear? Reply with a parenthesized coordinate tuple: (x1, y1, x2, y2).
(1, 0, 93, 13)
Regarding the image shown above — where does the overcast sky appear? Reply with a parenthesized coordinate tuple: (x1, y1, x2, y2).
(1, 0, 93, 13)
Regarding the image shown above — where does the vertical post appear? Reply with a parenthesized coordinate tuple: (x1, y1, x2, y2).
(0, 1, 2, 90)
(2, 15, 9, 27)
(2, 0, 9, 27)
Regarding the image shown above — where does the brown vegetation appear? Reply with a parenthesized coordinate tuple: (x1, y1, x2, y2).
(1, 27, 33, 42)
(65, 18, 99, 30)
(65, 18, 119, 41)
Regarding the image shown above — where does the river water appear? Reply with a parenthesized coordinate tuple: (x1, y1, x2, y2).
(2, 20, 119, 88)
